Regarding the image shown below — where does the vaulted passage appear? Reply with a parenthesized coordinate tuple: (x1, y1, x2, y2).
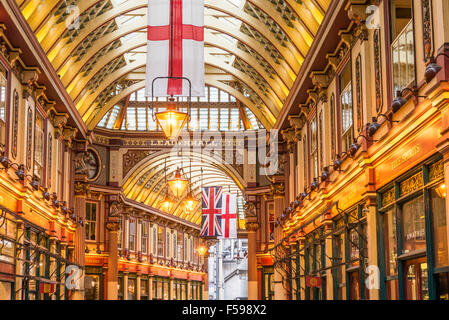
(1, 0, 449, 303)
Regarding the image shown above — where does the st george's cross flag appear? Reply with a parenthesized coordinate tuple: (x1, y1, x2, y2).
(219, 193, 237, 239)
(200, 187, 223, 238)
(146, 0, 205, 97)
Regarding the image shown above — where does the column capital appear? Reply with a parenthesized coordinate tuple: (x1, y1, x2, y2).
(106, 221, 121, 232)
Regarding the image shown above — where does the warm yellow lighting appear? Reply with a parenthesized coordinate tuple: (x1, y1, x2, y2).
(167, 168, 189, 198)
(435, 184, 447, 199)
(154, 99, 189, 140)
(160, 194, 175, 212)
(183, 192, 199, 212)
(197, 246, 207, 257)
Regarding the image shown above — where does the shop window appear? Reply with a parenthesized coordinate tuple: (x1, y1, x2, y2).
(390, 0, 415, 94)
(0, 216, 16, 264)
(383, 207, 399, 300)
(141, 279, 149, 300)
(118, 275, 124, 300)
(430, 187, 448, 268)
(127, 277, 136, 300)
(436, 273, 449, 300)
(263, 267, 274, 300)
(85, 202, 97, 241)
(333, 231, 345, 300)
(401, 195, 426, 253)
(85, 275, 101, 300)
(129, 218, 136, 252)
(141, 222, 148, 255)
(0, 65, 7, 147)
(34, 112, 45, 181)
(340, 63, 353, 153)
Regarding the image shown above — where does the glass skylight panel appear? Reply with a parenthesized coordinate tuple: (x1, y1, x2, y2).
(226, 0, 243, 8)
(148, 111, 157, 130)
(210, 87, 219, 102)
(220, 108, 229, 131)
(98, 113, 109, 127)
(220, 90, 229, 102)
(246, 108, 259, 130)
(209, 108, 219, 130)
(189, 108, 199, 130)
(230, 94, 236, 102)
(199, 108, 209, 130)
(137, 107, 147, 130)
(127, 107, 137, 130)
(136, 88, 146, 101)
(230, 108, 239, 131)
(106, 105, 120, 129)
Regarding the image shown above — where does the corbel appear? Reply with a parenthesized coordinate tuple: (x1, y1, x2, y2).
(310, 71, 329, 90)
(21, 68, 40, 87)
(326, 54, 340, 71)
(8, 49, 21, 66)
(63, 126, 78, 147)
(339, 31, 354, 48)
(34, 85, 47, 101)
(346, 3, 369, 24)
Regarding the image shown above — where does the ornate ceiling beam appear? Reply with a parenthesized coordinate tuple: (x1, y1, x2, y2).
(205, 0, 303, 66)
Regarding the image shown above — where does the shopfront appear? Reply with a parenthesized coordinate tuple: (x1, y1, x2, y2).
(0, 210, 16, 300)
(377, 156, 449, 300)
(152, 276, 170, 300)
(330, 203, 368, 300)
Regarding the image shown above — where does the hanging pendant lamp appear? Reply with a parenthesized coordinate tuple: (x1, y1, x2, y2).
(167, 167, 189, 198)
(160, 192, 175, 212)
(160, 158, 175, 212)
(154, 97, 189, 140)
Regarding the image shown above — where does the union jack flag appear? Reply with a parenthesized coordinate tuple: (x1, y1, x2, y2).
(200, 187, 223, 238)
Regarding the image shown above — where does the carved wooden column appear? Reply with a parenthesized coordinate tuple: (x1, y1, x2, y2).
(245, 199, 259, 300)
(322, 212, 334, 300)
(270, 179, 288, 300)
(106, 214, 121, 300)
(71, 139, 90, 300)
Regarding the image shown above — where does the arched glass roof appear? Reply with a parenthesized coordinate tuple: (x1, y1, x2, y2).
(19, 0, 330, 131)
(123, 152, 246, 225)
(97, 86, 264, 131)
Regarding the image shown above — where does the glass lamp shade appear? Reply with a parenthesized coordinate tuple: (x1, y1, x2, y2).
(160, 194, 175, 212)
(154, 100, 189, 140)
(167, 168, 189, 198)
(183, 192, 198, 212)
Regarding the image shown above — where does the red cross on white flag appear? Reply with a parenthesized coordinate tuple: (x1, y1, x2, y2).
(220, 194, 237, 239)
(146, 0, 205, 97)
